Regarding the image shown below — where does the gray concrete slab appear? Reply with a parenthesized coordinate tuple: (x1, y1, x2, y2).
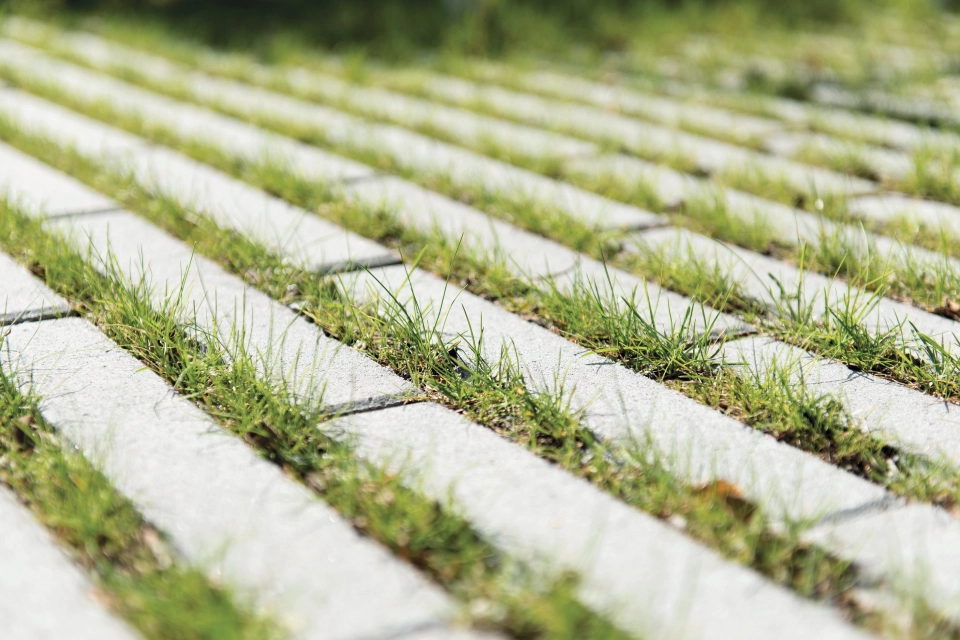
(282, 67, 599, 161)
(0, 90, 398, 273)
(50, 210, 411, 410)
(562, 153, 692, 209)
(806, 504, 960, 622)
(0, 139, 117, 217)
(847, 193, 960, 238)
(326, 403, 872, 640)
(391, 67, 876, 200)
(127, 145, 398, 273)
(0, 39, 375, 183)
(721, 336, 960, 464)
(338, 264, 885, 523)
(0, 250, 71, 324)
(340, 175, 583, 280)
(764, 131, 914, 181)
(0, 486, 139, 640)
(632, 226, 960, 348)
(0, 317, 455, 640)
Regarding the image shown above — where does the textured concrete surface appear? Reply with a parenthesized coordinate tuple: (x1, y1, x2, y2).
(0, 249, 72, 324)
(807, 504, 960, 622)
(722, 336, 960, 464)
(0, 485, 138, 640)
(341, 175, 583, 280)
(339, 264, 886, 523)
(848, 193, 960, 238)
(562, 153, 693, 209)
(0, 139, 116, 217)
(284, 67, 599, 161)
(764, 130, 913, 180)
(1, 317, 454, 640)
(632, 225, 960, 348)
(51, 210, 411, 409)
(326, 402, 874, 640)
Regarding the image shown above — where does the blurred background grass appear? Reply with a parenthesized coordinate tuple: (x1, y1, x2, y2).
(4, 0, 951, 59)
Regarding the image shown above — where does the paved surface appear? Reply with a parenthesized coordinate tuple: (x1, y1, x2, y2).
(5, 15, 960, 639)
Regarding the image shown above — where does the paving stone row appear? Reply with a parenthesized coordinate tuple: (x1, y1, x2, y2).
(0, 140, 874, 640)
(0, 279, 138, 640)
(364, 68, 876, 199)
(7, 31, 657, 232)
(0, 314, 463, 640)
(15, 31, 960, 302)
(0, 62, 741, 338)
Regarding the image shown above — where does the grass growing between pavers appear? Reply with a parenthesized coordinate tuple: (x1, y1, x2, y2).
(0, 363, 279, 640)
(0, 113, 888, 626)
(0, 201, 636, 640)
(13, 71, 960, 640)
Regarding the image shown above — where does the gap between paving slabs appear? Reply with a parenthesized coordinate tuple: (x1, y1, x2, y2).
(0, 149, 878, 640)
(14, 29, 960, 323)
(9, 42, 960, 632)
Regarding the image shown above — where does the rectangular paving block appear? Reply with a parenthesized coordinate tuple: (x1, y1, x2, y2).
(847, 193, 960, 238)
(562, 153, 692, 209)
(0, 39, 375, 184)
(23, 31, 663, 232)
(806, 504, 960, 623)
(338, 263, 886, 523)
(340, 175, 583, 280)
(0, 486, 138, 640)
(401, 67, 876, 200)
(325, 402, 872, 640)
(282, 67, 599, 161)
(0, 250, 72, 324)
(764, 130, 914, 181)
(721, 335, 960, 464)
(0, 139, 117, 217)
(1, 317, 455, 640)
(632, 226, 960, 348)
(51, 210, 412, 410)
(0, 90, 398, 273)
(521, 69, 786, 144)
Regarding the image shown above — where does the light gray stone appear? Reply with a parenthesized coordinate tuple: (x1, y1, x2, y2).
(326, 403, 872, 640)
(337, 264, 885, 523)
(520, 69, 786, 144)
(127, 146, 398, 273)
(722, 336, 960, 464)
(0, 89, 397, 273)
(806, 504, 960, 622)
(397, 67, 875, 200)
(51, 210, 411, 410)
(283, 67, 599, 161)
(847, 194, 960, 238)
(1, 317, 455, 640)
(0, 249, 71, 324)
(0, 139, 116, 217)
(0, 39, 375, 183)
(0, 86, 147, 160)
(764, 131, 913, 181)
(340, 175, 582, 279)
(0, 486, 138, 640)
(562, 153, 692, 209)
(632, 226, 960, 348)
